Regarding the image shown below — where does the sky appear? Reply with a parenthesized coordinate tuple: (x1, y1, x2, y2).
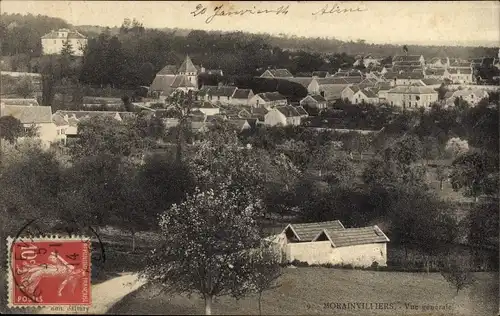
(2, 1, 499, 47)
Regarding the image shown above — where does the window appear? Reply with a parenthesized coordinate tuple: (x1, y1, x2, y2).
(227, 96, 230, 100)
(416, 96, 420, 101)
(217, 96, 220, 101)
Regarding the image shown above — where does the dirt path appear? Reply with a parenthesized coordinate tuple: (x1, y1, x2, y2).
(36, 273, 146, 314)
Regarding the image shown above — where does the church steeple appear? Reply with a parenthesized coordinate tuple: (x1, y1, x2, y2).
(178, 55, 198, 75)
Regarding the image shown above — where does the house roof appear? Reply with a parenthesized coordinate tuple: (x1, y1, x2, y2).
(421, 78, 443, 86)
(317, 77, 349, 85)
(295, 106, 308, 116)
(228, 119, 249, 131)
(285, 77, 314, 88)
(257, 92, 287, 102)
(53, 110, 131, 122)
(448, 68, 472, 75)
(232, 89, 253, 99)
(358, 88, 378, 98)
(171, 75, 196, 88)
(263, 69, 294, 78)
(250, 107, 269, 120)
(317, 226, 390, 247)
(444, 91, 455, 99)
(209, 86, 238, 97)
(157, 65, 178, 75)
(312, 71, 329, 78)
(395, 72, 424, 80)
(1, 105, 52, 124)
(0, 98, 39, 106)
(41, 28, 86, 39)
(359, 78, 378, 86)
(388, 86, 438, 94)
(178, 55, 198, 73)
(302, 94, 326, 103)
(425, 68, 446, 76)
(150, 75, 177, 92)
(392, 55, 422, 63)
(374, 82, 392, 91)
(451, 89, 488, 99)
(193, 101, 218, 109)
(276, 105, 300, 117)
(283, 221, 345, 241)
(321, 84, 350, 99)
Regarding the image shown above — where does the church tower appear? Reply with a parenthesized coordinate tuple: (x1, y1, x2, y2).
(177, 55, 199, 88)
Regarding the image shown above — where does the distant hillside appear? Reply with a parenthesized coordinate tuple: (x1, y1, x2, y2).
(2, 13, 498, 60)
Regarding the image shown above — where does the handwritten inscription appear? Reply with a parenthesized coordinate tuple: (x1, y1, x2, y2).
(190, 3, 367, 23)
(191, 4, 289, 24)
(312, 3, 367, 15)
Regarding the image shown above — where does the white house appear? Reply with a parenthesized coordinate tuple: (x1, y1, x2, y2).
(260, 69, 294, 78)
(424, 68, 446, 80)
(300, 95, 327, 110)
(264, 105, 302, 126)
(1, 104, 58, 148)
(192, 101, 220, 116)
(392, 55, 425, 66)
(445, 89, 489, 106)
(391, 73, 425, 86)
(199, 86, 238, 105)
(230, 89, 254, 106)
(41, 28, 87, 56)
(445, 68, 474, 84)
(308, 78, 351, 102)
(352, 88, 379, 105)
(386, 86, 439, 109)
(249, 92, 287, 108)
(273, 220, 390, 267)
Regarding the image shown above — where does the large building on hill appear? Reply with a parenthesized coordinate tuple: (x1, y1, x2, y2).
(150, 55, 202, 99)
(41, 28, 87, 56)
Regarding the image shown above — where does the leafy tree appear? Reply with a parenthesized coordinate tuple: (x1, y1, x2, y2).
(437, 84, 448, 100)
(0, 116, 23, 144)
(14, 75, 34, 98)
(445, 137, 469, 159)
(450, 151, 499, 201)
(247, 247, 282, 316)
(439, 256, 475, 295)
(307, 144, 355, 187)
(141, 185, 268, 315)
(421, 136, 440, 165)
(69, 115, 146, 160)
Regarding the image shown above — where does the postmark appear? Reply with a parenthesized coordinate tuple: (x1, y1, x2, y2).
(6, 236, 92, 308)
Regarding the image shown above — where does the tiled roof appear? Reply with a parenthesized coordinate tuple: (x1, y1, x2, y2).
(228, 119, 249, 131)
(421, 79, 443, 86)
(258, 92, 287, 102)
(395, 72, 424, 80)
(321, 84, 350, 100)
(54, 110, 128, 121)
(295, 106, 308, 116)
(0, 98, 39, 106)
(322, 226, 390, 247)
(41, 28, 87, 39)
(448, 68, 472, 75)
(308, 95, 326, 102)
(425, 68, 445, 76)
(317, 77, 349, 85)
(178, 55, 198, 74)
(388, 86, 437, 94)
(359, 88, 378, 98)
(269, 69, 294, 78)
(1, 105, 52, 124)
(312, 71, 329, 78)
(171, 75, 196, 88)
(150, 75, 176, 92)
(250, 107, 269, 120)
(343, 77, 364, 84)
(284, 221, 345, 241)
(392, 55, 422, 63)
(374, 82, 392, 91)
(285, 77, 314, 88)
(209, 86, 238, 97)
(157, 65, 178, 75)
(451, 89, 488, 99)
(262, 69, 294, 78)
(232, 89, 253, 99)
(276, 105, 300, 117)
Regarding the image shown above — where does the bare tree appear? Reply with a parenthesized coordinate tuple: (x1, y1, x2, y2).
(440, 256, 475, 295)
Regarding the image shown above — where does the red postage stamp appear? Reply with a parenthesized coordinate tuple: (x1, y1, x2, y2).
(6, 236, 92, 308)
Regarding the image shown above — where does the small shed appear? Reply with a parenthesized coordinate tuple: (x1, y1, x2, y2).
(275, 220, 390, 267)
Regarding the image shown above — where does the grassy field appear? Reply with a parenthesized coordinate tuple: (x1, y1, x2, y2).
(108, 268, 498, 316)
